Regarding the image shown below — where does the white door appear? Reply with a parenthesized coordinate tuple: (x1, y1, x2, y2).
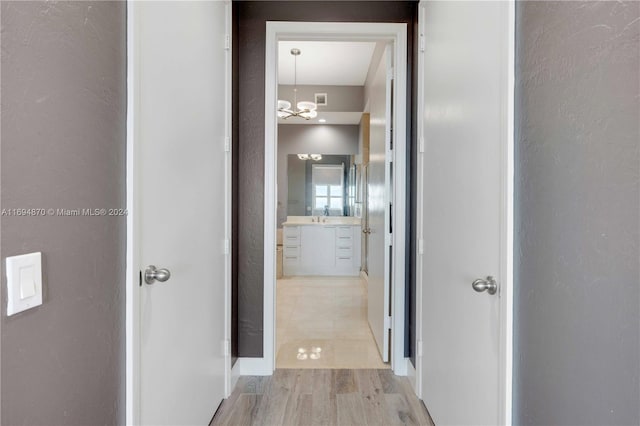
(367, 45, 393, 363)
(134, 2, 229, 424)
(419, 1, 512, 425)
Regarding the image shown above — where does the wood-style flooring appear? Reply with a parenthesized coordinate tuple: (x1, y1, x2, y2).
(210, 369, 434, 426)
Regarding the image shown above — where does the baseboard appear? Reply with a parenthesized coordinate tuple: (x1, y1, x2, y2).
(237, 357, 273, 376)
(407, 358, 419, 397)
(228, 358, 241, 396)
(393, 355, 408, 376)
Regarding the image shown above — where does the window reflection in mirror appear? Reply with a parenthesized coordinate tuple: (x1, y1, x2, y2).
(286, 154, 359, 217)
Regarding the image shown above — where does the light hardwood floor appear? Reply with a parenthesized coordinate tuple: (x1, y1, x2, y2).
(210, 369, 434, 426)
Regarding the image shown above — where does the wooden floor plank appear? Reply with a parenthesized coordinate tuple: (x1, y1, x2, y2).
(354, 369, 394, 426)
(377, 369, 401, 394)
(282, 370, 314, 424)
(385, 393, 422, 426)
(311, 369, 337, 426)
(253, 369, 296, 426)
(396, 378, 435, 426)
(239, 375, 271, 394)
(211, 369, 430, 426)
(336, 393, 367, 426)
(219, 394, 262, 426)
(291, 393, 313, 426)
(333, 369, 358, 394)
(209, 380, 245, 425)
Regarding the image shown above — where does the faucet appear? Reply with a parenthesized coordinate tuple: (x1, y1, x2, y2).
(323, 205, 330, 216)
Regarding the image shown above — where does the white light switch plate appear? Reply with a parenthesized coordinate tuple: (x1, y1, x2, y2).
(6, 252, 43, 316)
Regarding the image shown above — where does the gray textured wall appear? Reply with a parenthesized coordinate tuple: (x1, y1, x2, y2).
(234, 0, 417, 358)
(278, 125, 359, 226)
(1, 2, 126, 424)
(514, 2, 640, 425)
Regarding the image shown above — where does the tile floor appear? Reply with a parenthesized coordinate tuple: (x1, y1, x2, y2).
(276, 276, 389, 369)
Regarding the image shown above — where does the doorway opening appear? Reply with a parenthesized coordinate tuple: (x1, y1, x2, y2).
(275, 40, 389, 369)
(263, 22, 408, 375)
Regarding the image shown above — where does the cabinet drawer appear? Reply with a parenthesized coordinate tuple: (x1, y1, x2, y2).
(336, 235, 353, 247)
(337, 226, 352, 238)
(336, 247, 353, 258)
(283, 254, 299, 264)
(284, 234, 300, 244)
(336, 256, 353, 267)
(284, 246, 300, 257)
(284, 226, 300, 238)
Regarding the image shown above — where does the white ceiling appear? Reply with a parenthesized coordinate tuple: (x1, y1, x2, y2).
(278, 41, 376, 86)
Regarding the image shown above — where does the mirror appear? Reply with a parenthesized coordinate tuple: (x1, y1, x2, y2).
(286, 154, 359, 217)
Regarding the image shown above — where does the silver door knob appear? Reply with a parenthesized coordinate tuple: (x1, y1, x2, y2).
(472, 276, 497, 295)
(362, 228, 372, 234)
(145, 265, 171, 285)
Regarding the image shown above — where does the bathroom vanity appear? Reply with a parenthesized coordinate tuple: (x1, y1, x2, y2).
(282, 216, 361, 276)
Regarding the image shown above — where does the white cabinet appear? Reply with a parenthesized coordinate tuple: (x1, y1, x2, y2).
(282, 224, 361, 276)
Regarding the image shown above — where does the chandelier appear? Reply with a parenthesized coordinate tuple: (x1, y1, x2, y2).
(278, 48, 318, 120)
(297, 154, 322, 161)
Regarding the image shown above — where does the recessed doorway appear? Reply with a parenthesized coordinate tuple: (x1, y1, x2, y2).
(263, 22, 408, 375)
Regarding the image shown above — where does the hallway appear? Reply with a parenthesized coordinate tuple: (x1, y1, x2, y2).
(210, 369, 434, 426)
(276, 276, 388, 369)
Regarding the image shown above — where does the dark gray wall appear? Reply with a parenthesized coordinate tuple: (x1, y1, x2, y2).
(234, 0, 417, 357)
(279, 85, 364, 112)
(514, 2, 640, 425)
(278, 124, 359, 226)
(1, 2, 126, 424)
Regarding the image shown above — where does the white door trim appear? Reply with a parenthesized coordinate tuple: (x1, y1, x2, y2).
(262, 21, 408, 375)
(125, 2, 234, 423)
(125, 2, 140, 422)
(414, 1, 515, 424)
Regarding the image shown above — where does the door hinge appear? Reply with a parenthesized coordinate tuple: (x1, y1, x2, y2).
(419, 238, 424, 255)
(384, 315, 392, 330)
(419, 137, 425, 154)
(224, 136, 230, 152)
(224, 34, 230, 50)
(223, 239, 230, 255)
(420, 34, 425, 52)
(417, 340, 423, 357)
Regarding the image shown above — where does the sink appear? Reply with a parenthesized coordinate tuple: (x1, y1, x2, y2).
(282, 216, 361, 226)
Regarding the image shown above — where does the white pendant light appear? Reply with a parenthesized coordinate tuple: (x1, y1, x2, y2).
(277, 48, 318, 120)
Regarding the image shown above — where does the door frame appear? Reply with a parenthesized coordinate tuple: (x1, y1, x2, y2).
(125, 2, 234, 423)
(262, 22, 408, 375)
(413, 1, 515, 424)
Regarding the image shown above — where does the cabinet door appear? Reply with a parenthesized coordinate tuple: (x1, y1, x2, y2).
(301, 226, 336, 267)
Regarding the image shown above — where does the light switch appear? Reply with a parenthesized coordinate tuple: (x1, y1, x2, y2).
(6, 252, 43, 316)
(19, 267, 37, 299)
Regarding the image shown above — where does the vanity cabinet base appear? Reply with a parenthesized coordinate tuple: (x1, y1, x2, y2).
(282, 224, 361, 277)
